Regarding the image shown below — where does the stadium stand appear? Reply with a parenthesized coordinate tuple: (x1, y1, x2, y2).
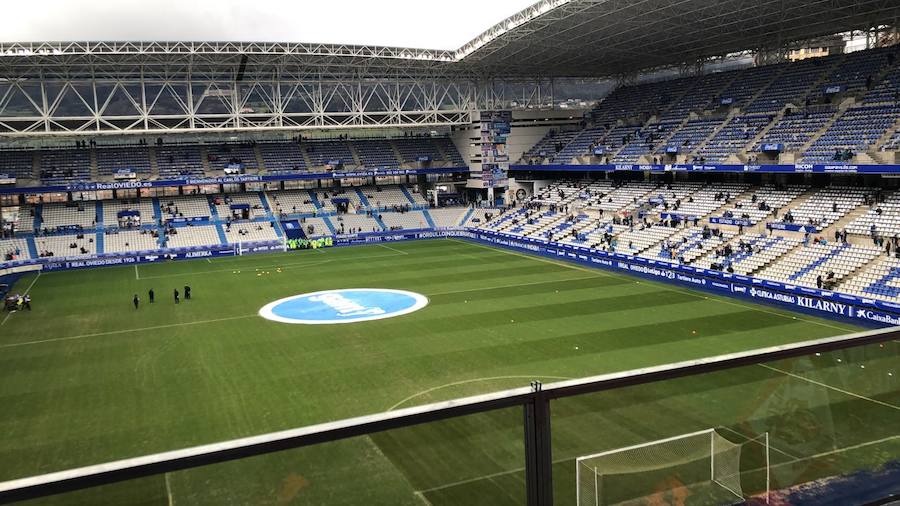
(841, 256, 900, 301)
(332, 213, 382, 234)
(34, 233, 97, 258)
(353, 139, 401, 169)
(802, 105, 900, 163)
(164, 225, 222, 248)
(95, 147, 152, 178)
(103, 199, 156, 228)
(779, 186, 870, 231)
(103, 229, 159, 253)
(660, 71, 736, 121)
(160, 196, 212, 220)
(753, 108, 836, 153)
(393, 137, 445, 163)
(296, 217, 333, 238)
(380, 211, 429, 230)
(658, 118, 723, 157)
(744, 57, 832, 114)
(0, 238, 31, 261)
(156, 145, 205, 178)
(304, 139, 355, 167)
(37, 202, 96, 230)
(714, 185, 808, 224)
(0, 150, 35, 179)
(357, 186, 407, 209)
(39, 149, 91, 183)
(697, 115, 771, 162)
(206, 143, 257, 172)
(222, 222, 279, 244)
(258, 142, 308, 174)
(520, 130, 581, 164)
(757, 242, 882, 289)
(212, 193, 268, 220)
(612, 121, 680, 163)
(846, 192, 900, 237)
(267, 190, 320, 215)
(694, 234, 802, 275)
(552, 128, 606, 163)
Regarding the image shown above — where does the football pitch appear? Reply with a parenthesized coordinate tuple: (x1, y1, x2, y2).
(1, 238, 898, 505)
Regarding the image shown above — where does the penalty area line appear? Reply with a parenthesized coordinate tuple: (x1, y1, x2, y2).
(165, 472, 174, 506)
(759, 363, 900, 411)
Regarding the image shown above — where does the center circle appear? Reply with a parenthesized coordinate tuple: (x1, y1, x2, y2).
(259, 288, 429, 325)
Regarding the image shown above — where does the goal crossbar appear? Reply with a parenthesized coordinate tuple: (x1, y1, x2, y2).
(575, 428, 716, 463)
(576, 428, 769, 506)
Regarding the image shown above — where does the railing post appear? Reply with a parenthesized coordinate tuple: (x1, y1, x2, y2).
(524, 381, 553, 506)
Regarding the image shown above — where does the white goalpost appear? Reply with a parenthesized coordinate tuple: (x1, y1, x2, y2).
(575, 429, 769, 506)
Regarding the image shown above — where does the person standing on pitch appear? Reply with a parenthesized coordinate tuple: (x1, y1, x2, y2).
(184, 285, 191, 300)
(173, 288, 180, 304)
(149, 288, 155, 303)
(133, 294, 139, 310)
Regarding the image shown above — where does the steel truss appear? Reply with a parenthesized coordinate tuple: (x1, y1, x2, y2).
(0, 43, 565, 136)
(0, 0, 896, 136)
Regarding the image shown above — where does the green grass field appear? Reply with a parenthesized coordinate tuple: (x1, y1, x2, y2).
(1, 238, 898, 505)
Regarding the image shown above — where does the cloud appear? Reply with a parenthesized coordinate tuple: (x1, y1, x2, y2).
(0, 0, 537, 50)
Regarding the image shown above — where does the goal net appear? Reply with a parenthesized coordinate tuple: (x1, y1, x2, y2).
(576, 429, 768, 506)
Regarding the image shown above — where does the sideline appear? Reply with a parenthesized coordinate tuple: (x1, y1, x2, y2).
(0, 272, 41, 327)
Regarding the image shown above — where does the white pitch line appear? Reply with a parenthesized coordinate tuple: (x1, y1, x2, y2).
(717, 425, 800, 461)
(449, 239, 613, 279)
(0, 272, 601, 350)
(134, 249, 412, 281)
(452, 239, 858, 334)
(378, 243, 409, 255)
(388, 375, 575, 411)
(164, 472, 174, 506)
(413, 491, 434, 506)
(426, 276, 606, 298)
(134, 264, 140, 280)
(0, 314, 258, 349)
(134, 260, 333, 281)
(0, 271, 40, 327)
(769, 434, 900, 471)
(361, 435, 430, 505)
(759, 363, 900, 411)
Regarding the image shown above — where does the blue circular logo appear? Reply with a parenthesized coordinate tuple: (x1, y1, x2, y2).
(259, 289, 429, 325)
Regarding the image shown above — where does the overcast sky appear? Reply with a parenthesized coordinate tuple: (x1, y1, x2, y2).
(2, 0, 538, 49)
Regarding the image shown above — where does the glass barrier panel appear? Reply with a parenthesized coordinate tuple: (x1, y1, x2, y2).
(551, 340, 900, 505)
(16, 406, 525, 506)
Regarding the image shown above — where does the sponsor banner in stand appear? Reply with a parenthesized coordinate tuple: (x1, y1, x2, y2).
(507, 163, 900, 174)
(0, 167, 470, 195)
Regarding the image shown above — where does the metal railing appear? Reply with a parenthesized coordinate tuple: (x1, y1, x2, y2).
(0, 326, 898, 505)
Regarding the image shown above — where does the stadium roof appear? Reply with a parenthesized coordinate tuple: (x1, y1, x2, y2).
(459, 0, 900, 76)
(0, 0, 898, 79)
